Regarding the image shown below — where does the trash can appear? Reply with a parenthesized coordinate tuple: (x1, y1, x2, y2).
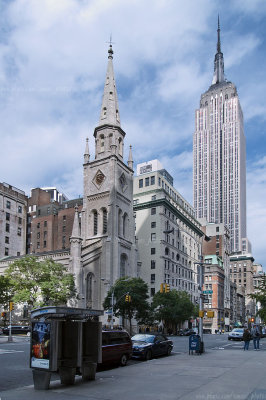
(30, 306, 103, 390)
(189, 334, 203, 355)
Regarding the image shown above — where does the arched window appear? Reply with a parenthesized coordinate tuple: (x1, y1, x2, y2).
(123, 213, 128, 237)
(86, 272, 93, 305)
(93, 211, 98, 235)
(118, 138, 123, 156)
(103, 208, 107, 234)
(120, 254, 127, 277)
(100, 134, 105, 152)
(118, 209, 123, 236)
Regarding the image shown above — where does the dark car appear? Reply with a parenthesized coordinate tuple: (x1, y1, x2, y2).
(100, 330, 132, 367)
(183, 329, 197, 336)
(3, 325, 31, 335)
(131, 333, 173, 360)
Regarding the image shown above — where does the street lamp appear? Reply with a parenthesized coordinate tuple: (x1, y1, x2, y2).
(194, 259, 205, 346)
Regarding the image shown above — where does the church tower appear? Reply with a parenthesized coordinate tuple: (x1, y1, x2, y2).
(76, 44, 137, 312)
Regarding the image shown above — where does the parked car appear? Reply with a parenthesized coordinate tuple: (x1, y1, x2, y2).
(228, 328, 244, 341)
(100, 330, 132, 367)
(3, 325, 31, 335)
(131, 333, 173, 360)
(0, 327, 3, 335)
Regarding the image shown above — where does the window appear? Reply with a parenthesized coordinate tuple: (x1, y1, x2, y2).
(93, 211, 98, 235)
(5, 248, 9, 256)
(44, 220, 47, 227)
(5, 236, 9, 244)
(18, 217, 22, 224)
(43, 241, 47, 248)
(44, 231, 47, 238)
(165, 247, 169, 256)
(62, 236, 66, 249)
(151, 260, 156, 269)
(18, 205, 22, 213)
(6, 212, 10, 221)
(37, 232, 40, 239)
(37, 242, 40, 249)
(6, 223, 9, 233)
(37, 222, 40, 229)
(151, 248, 156, 255)
(17, 227, 22, 236)
(151, 233, 156, 241)
(151, 274, 155, 283)
(151, 222, 156, 228)
(151, 207, 156, 215)
(151, 195, 156, 201)
(150, 176, 155, 185)
(216, 227, 219, 232)
(6, 200, 11, 209)
(103, 209, 107, 234)
(139, 179, 143, 188)
(145, 177, 149, 186)
(150, 288, 155, 297)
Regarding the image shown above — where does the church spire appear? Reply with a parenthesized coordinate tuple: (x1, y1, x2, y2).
(84, 137, 90, 163)
(212, 15, 225, 85)
(127, 145, 133, 170)
(99, 44, 121, 127)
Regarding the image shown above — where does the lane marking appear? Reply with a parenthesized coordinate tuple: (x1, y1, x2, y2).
(0, 349, 24, 355)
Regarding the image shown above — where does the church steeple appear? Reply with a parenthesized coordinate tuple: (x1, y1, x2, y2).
(99, 44, 121, 127)
(212, 15, 225, 85)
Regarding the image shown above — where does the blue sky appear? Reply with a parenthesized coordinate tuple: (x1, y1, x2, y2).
(0, 0, 265, 268)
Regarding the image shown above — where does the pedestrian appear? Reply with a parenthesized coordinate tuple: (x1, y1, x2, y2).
(243, 328, 251, 351)
(251, 324, 261, 350)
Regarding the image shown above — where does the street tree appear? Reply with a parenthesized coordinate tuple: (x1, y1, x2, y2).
(103, 277, 150, 334)
(152, 289, 195, 333)
(249, 275, 266, 323)
(5, 256, 76, 309)
(0, 275, 13, 308)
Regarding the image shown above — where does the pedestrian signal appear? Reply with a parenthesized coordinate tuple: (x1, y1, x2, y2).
(1, 312, 7, 318)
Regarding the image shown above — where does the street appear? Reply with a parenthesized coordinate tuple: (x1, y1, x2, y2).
(0, 333, 265, 393)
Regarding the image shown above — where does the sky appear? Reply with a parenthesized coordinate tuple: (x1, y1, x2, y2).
(0, 0, 265, 268)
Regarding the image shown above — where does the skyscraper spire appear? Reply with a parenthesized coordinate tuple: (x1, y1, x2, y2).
(212, 15, 225, 85)
(217, 15, 221, 53)
(99, 44, 121, 127)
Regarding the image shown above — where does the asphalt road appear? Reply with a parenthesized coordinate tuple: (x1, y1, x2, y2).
(0, 333, 265, 392)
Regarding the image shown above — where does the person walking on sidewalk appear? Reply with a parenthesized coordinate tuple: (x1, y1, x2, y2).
(251, 324, 261, 350)
(243, 328, 251, 350)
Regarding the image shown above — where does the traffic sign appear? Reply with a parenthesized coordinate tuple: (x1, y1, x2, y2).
(203, 290, 213, 294)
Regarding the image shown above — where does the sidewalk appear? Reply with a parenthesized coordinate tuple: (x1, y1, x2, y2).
(0, 347, 266, 400)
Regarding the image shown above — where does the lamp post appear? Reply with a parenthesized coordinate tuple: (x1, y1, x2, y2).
(194, 259, 205, 348)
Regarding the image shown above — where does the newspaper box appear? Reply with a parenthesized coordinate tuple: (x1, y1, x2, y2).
(30, 306, 103, 390)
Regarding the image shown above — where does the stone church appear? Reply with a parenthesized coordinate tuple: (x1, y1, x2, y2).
(69, 44, 138, 314)
(0, 45, 138, 322)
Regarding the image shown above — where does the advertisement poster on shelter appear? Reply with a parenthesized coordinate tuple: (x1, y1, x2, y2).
(31, 322, 51, 369)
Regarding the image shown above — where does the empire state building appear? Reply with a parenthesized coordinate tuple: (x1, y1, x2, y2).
(193, 19, 247, 253)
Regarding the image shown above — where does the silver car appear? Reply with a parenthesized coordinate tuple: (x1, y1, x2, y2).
(228, 328, 244, 341)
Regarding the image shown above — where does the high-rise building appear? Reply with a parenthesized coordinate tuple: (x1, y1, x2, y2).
(193, 18, 247, 253)
(133, 159, 205, 305)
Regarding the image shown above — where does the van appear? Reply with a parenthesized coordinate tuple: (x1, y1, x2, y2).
(100, 330, 132, 366)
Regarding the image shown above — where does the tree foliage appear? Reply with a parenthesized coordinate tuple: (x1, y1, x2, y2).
(0, 275, 13, 308)
(103, 277, 151, 334)
(5, 256, 76, 309)
(152, 289, 195, 329)
(249, 275, 266, 323)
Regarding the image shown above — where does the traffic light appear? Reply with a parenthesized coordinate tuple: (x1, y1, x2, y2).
(125, 294, 131, 302)
(251, 317, 255, 323)
(160, 283, 164, 293)
(9, 302, 14, 311)
(1, 312, 7, 318)
(207, 311, 214, 318)
(165, 284, 170, 293)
